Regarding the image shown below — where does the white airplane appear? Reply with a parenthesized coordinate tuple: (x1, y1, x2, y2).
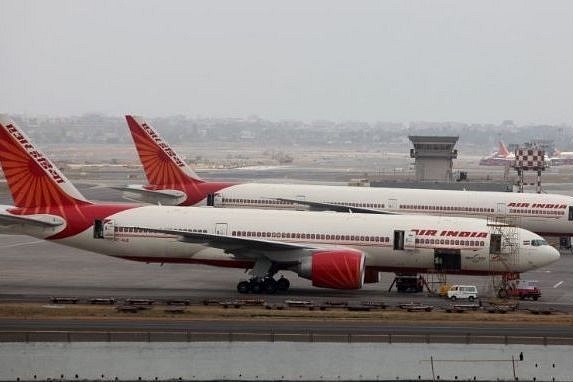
(119, 116, 573, 238)
(549, 149, 573, 166)
(0, 115, 560, 294)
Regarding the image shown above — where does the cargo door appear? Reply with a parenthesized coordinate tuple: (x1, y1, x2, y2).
(434, 249, 461, 272)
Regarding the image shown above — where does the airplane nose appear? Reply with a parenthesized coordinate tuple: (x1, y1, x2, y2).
(543, 245, 561, 266)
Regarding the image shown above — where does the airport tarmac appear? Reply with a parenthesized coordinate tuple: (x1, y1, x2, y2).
(2, 168, 573, 312)
(3, 168, 573, 381)
(0, 233, 570, 310)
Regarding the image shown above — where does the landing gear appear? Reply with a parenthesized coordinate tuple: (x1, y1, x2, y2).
(277, 276, 290, 292)
(262, 278, 277, 294)
(237, 280, 250, 294)
(236, 276, 290, 294)
(236, 258, 291, 295)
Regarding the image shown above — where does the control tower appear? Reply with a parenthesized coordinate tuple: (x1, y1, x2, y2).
(409, 136, 458, 181)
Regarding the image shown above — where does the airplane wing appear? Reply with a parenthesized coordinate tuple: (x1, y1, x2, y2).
(135, 227, 329, 263)
(272, 197, 395, 214)
(139, 227, 314, 252)
(0, 211, 65, 228)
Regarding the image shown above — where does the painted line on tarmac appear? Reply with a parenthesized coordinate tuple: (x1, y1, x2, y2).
(553, 281, 564, 288)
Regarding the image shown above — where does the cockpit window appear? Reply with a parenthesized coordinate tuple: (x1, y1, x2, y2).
(531, 239, 548, 246)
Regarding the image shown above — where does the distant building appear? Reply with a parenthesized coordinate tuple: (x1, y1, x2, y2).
(408, 136, 458, 182)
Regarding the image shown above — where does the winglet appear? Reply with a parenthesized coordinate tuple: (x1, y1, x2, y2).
(125, 115, 203, 187)
(0, 114, 90, 210)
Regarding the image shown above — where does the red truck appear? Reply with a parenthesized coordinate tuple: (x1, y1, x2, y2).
(499, 280, 541, 301)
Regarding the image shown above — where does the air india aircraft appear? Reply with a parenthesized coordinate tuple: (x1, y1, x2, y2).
(119, 116, 573, 238)
(479, 141, 515, 166)
(0, 115, 560, 294)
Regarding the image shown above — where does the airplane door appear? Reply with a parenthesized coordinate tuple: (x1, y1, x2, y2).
(393, 230, 404, 250)
(213, 193, 223, 207)
(490, 233, 501, 254)
(496, 202, 507, 215)
(388, 199, 398, 210)
(215, 223, 228, 235)
(405, 230, 416, 250)
(295, 195, 306, 211)
(103, 219, 115, 240)
(94, 219, 115, 240)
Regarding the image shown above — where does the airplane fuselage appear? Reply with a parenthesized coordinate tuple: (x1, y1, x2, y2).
(196, 183, 573, 237)
(2, 204, 558, 276)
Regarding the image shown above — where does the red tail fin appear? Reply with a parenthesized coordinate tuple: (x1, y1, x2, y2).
(125, 115, 203, 188)
(498, 141, 510, 157)
(0, 114, 90, 212)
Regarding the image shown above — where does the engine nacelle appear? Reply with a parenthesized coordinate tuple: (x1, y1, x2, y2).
(297, 250, 365, 289)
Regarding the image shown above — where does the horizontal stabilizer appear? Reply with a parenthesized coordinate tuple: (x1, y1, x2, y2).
(0, 209, 65, 228)
(113, 186, 187, 199)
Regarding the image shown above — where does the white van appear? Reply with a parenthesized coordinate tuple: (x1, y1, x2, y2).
(447, 285, 478, 301)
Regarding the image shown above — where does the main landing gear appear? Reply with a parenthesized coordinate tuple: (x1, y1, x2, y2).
(237, 258, 291, 294)
(237, 276, 290, 294)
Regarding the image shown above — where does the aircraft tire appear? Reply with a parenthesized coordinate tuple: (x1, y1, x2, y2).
(263, 278, 278, 294)
(277, 277, 290, 292)
(250, 280, 263, 294)
(237, 281, 250, 294)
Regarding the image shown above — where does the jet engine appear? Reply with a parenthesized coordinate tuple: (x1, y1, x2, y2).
(297, 250, 365, 289)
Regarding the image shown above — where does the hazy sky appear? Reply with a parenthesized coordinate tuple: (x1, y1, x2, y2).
(1, 1, 573, 124)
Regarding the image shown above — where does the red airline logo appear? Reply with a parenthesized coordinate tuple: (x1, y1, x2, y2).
(6, 124, 65, 184)
(508, 202, 566, 209)
(413, 229, 488, 238)
(140, 122, 185, 168)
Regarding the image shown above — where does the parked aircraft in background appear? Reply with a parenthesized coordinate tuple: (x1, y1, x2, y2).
(478, 141, 515, 166)
(0, 115, 560, 294)
(549, 149, 573, 166)
(118, 116, 573, 238)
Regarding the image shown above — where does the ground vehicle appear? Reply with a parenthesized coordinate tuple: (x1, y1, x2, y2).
(501, 280, 542, 301)
(391, 274, 424, 293)
(447, 285, 478, 301)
